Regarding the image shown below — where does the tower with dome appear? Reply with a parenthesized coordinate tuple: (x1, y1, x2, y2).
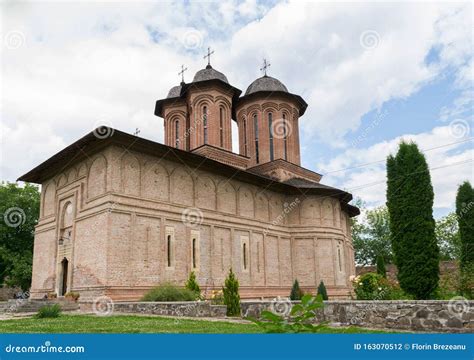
(19, 52, 359, 301)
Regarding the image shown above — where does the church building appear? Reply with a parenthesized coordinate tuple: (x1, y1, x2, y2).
(19, 53, 359, 300)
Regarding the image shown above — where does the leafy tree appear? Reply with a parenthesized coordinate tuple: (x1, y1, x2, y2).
(435, 212, 461, 260)
(222, 268, 240, 316)
(376, 254, 386, 277)
(0, 182, 40, 290)
(290, 279, 303, 300)
(455, 181, 474, 298)
(185, 271, 200, 295)
(352, 203, 392, 265)
(386, 141, 439, 299)
(316, 281, 328, 300)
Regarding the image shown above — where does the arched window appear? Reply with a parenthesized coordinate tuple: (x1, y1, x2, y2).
(243, 243, 248, 270)
(167, 235, 172, 267)
(253, 113, 259, 164)
(192, 238, 197, 269)
(283, 113, 288, 161)
(175, 120, 180, 149)
(219, 107, 224, 147)
(268, 112, 274, 161)
(203, 106, 208, 144)
(243, 118, 248, 156)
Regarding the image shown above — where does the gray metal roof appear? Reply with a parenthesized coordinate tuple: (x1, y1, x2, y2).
(193, 65, 229, 84)
(166, 85, 182, 98)
(245, 75, 288, 95)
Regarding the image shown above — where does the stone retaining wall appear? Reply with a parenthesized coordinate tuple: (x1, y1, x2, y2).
(81, 301, 227, 318)
(241, 300, 473, 333)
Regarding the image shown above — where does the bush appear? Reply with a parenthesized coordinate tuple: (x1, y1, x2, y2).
(65, 292, 80, 301)
(35, 304, 61, 319)
(141, 284, 198, 302)
(290, 279, 303, 300)
(317, 281, 328, 300)
(185, 271, 201, 295)
(248, 294, 326, 333)
(376, 255, 386, 277)
(352, 273, 391, 300)
(223, 268, 240, 316)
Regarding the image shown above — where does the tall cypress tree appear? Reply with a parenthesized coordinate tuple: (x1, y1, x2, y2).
(455, 181, 474, 297)
(456, 181, 474, 268)
(386, 141, 439, 299)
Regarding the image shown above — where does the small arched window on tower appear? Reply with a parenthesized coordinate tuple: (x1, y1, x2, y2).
(175, 119, 180, 149)
(283, 113, 288, 161)
(253, 113, 259, 164)
(268, 112, 274, 161)
(219, 107, 224, 147)
(243, 118, 248, 156)
(203, 106, 208, 144)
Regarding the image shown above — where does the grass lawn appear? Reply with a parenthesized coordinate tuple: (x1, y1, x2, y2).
(0, 314, 392, 334)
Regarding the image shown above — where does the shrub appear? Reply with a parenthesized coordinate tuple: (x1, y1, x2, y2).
(65, 292, 80, 301)
(376, 255, 386, 277)
(248, 294, 326, 333)
(185, 271, 201, 295)
(141, 284, 197, 302)
(222, 268, 240, 316)
(317, 281, 328, 300)
(35, 304, 61, 319)
(352, 273, 391, 300)
(210, 289, 225, 305)
(290, 279, 303, 300)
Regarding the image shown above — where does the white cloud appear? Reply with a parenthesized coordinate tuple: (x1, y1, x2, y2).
(319, 125, 473, 212)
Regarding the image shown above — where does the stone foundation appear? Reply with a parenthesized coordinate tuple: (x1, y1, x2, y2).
(241, 300, 473, 333)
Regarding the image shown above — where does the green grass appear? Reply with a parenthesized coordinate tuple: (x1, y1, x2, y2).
(0, 314, 392, 334)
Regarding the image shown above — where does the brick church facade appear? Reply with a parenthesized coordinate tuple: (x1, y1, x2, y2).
(19, 59, 359, 301)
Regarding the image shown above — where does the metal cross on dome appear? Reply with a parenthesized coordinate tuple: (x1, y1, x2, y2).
(178, 64, 187, 83)
(203, 47, 214, 66)
(260, 58, 271, 76)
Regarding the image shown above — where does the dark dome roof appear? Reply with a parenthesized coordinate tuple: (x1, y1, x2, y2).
(167, 84, 182, 98)
(193, 65, 229, 84)
(245, 75, 288, 95)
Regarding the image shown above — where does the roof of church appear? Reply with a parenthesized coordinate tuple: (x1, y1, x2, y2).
(17, 128, 359, 217)
(193, 65, 229, 84)
(245, 75, 288, 95)
(166, 84, 182, 99)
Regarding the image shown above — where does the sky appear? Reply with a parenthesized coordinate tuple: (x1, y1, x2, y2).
(1, 0, 472, 219)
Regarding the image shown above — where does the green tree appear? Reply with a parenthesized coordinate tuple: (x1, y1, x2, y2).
(352, 203, 392, 265)
(317, 281, 328, 300)
(0, 182, 40, 290)
(222, 268, 240, 316)
(455, 181, 474, 298)
(376, 254, 386, 277)
(290, 279, 303, 300)
(184, 271, 200, 296)
(435, 212, 461, 260)
(386, 141, 439, 299)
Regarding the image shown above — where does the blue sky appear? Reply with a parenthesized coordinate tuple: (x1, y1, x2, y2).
(1, 0, 472, 219)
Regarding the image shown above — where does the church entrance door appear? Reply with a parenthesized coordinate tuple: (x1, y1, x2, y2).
(60, 258, 68, 296)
